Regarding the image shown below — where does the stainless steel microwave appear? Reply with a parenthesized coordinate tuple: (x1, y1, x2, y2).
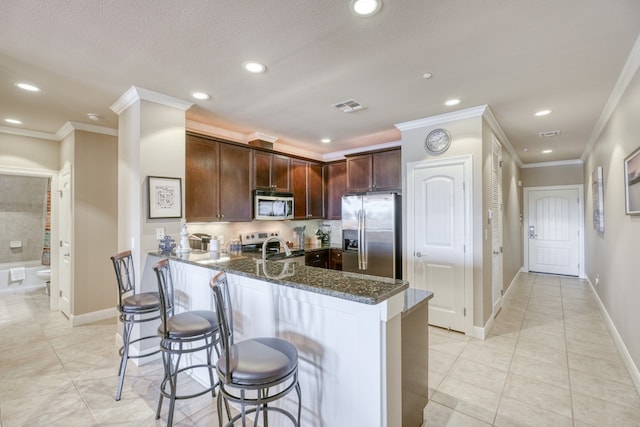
(254, 190, 294, 220)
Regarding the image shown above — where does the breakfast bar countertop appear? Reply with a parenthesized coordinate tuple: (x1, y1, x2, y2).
(150, 250, 408, 305)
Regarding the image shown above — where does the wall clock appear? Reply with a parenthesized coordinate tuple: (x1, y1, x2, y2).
(425, 128, 451, 154)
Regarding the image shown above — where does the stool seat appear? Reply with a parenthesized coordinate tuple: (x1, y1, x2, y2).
(159, 310, 218, 339)
(218, 337, 298, 386)
(120, 292, 160, 313)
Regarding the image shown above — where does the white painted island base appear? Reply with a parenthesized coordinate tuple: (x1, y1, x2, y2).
(143, 255, 404, 427)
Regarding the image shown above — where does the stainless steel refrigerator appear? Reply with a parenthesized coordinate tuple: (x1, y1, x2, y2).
(342, 193, 401, 279)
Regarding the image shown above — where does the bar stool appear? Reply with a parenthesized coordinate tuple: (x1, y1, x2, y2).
(210, 271, 302, 427)
(153, 258, 219, 426)
(111, 250, 162, 401)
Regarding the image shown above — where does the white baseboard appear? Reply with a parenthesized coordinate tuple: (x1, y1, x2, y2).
(70, 307, 117, 326)
(585, 276, 640, 395)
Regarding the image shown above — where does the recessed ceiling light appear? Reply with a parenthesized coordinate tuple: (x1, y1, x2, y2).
(535, 109, 552, 116)
(15, 82, 41, 92)
(4, 118, 22, 125)
(523, 147, 529, 152)
(321, 138, 332, 144)
(351, 0, 382, 16)
(191, 91, 210, 100)
(422, 72, 433, 79)
(244, 62, 267, 73)
(542, 149, 553, 154)
(445, 99, 461, 106)
(86, 113, 102, 121)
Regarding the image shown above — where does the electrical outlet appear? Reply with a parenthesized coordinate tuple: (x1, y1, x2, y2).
(595, 274, 600, 286)
(156, 227, 165, 240)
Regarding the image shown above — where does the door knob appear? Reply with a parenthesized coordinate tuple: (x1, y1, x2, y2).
(416, 252, 425, 257)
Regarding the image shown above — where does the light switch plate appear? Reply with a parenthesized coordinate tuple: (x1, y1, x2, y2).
(156, 228, 165, 240)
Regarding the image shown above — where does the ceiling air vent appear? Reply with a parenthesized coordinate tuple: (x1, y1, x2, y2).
(538, 130, 561, 138)
(333, 99, 367, 113)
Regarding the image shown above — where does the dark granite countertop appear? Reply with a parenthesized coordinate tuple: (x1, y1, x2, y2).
(403, 288, 433, 317)
(150, 250, 408, 305)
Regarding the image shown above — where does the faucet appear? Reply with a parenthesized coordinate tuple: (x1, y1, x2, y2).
(262, 236, 291, 263)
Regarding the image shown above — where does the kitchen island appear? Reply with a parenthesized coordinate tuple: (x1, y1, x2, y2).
(140, 251, 430, 427)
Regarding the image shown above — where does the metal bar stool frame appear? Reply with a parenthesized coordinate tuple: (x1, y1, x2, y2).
(153, 258, 220, 426)
(210, 271, 302, 427)
(111, 250, 162, 401)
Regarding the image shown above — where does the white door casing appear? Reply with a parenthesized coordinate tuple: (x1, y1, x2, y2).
(491, 138, 503, 315)
(58, 166, 72, 317)
(407, 156, 472, 334)
(524, 186, 583, 277)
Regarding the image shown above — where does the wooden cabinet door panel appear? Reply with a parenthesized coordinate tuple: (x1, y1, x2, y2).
(373, 149, 401, 191)
(291, 159, 307, 219)
(219, 143, 252, 222)
(305, 249, 329, 269)
(346, 154, 372, 192)
(186, 136, 219, 222)
(307, 162, 324, 218)
(326, 161, 346, 220)
(253, 151, 272, 190)
(272, 154, 291, 191)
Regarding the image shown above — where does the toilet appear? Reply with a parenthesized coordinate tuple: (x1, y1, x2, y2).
(36, 269, 51, 295)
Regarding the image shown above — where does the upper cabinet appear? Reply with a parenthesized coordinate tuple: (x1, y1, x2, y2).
(185, 134, 252, 222)
(291, 159, 324, 219)
(346, 148, 401, 193)
(254, 151, 290, 192)
(326, 160, 346, 220)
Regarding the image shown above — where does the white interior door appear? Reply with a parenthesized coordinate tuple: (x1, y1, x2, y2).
(408, 160, 467, 332)
(58, 167, 72, 317)
(527, 187, 580, 276)
(491, 139, 503, 314)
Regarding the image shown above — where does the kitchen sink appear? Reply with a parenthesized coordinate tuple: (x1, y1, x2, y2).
(266, 249, 305, 261)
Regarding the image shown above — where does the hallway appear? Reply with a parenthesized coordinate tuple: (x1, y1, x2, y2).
(426, 273, 640, 426)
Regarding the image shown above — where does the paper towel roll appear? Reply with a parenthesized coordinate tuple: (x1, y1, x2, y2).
(210, 239, 220, 252)
(9, 267, 26, 281)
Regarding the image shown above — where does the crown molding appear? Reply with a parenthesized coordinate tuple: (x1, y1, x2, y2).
(521, 159, 583, 169)
(111, 86, 193, 115)
(482, 106, 523, 167)
(322, 140, 401, 162)
(186, 120, 248, 143)
(0, 126, 58, 141)
(56, 121, 118, 139)
(248, 132, 278, 143)
(394, 105, 488, 131)
(582, 32, 640, 162)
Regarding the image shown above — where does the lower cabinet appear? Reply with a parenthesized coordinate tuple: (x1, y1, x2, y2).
(329, 248, 342, 271)
(305, 248, 342, 270)
(305, 249, 329, 269)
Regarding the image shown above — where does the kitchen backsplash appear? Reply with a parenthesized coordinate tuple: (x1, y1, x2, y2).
(185, 219, 342, 249)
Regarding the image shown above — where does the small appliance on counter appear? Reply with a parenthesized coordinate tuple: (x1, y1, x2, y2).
(294, 226, 306, 248)
(315, 224, 331, 246)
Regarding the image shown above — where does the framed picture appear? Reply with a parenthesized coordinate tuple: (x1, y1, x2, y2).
(148, 176, 182, 219)
(592, 166, 604, 232)
(625, 148, 640, 215)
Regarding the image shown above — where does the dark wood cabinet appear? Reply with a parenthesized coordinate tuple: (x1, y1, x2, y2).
(305, 249, 329, 269)
(291, 159, 324, 219)
(346, 148, 401, 193)
(254, 151, 290, 191)
(185, 134, 252, 222)
(326, 161, 346, 220)
(329, 248, 342, 271)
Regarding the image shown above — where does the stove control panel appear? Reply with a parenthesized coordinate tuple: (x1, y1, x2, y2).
(242, 231, 280, 245)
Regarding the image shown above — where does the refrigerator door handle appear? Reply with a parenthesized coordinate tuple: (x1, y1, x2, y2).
(358, 210, 364, 270)
(361, 209, 367, 270)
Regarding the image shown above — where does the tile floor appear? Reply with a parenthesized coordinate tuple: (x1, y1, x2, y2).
(425, 272, 640, 427)
(1, 272, 640, 426)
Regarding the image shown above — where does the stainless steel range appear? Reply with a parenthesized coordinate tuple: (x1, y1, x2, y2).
(241, 230, 305, 262)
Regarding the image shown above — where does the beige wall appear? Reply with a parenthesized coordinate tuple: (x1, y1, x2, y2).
(521, 163, 584, 187)
(73, 130, 118, 315)
(0, 133, 59, 171)
(583, 67, 640, 375)
(500, 146, 523, 293)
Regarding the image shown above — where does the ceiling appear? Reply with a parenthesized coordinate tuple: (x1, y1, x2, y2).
(1, 1, 639, 164)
